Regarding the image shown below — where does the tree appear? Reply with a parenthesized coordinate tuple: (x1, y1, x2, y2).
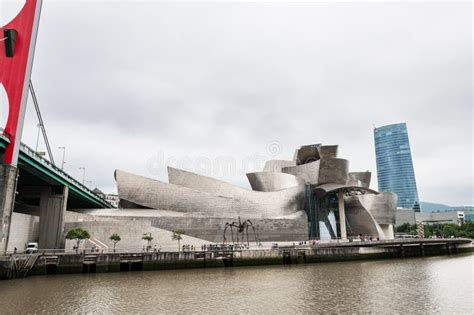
(66, 228, 90, 254)
(172, 230, 185, 251)
(395, 223, 417, 235)
(109, 233, 121, 252)
(142, 232, 153, 251)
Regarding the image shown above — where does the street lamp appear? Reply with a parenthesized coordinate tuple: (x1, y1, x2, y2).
(79, 167, 86, 185)
(58, 146, 66, 170)
(84, 180, 93, 190)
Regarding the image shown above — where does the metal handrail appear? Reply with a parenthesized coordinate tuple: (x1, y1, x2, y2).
(1, 238, 470, 257)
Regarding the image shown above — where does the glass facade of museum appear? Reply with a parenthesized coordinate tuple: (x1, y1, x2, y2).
(305, 186, 342, 240)
(374, 123, 420, 211)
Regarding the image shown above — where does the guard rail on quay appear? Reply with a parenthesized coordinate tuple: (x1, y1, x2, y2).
(0, 238, 472, 280)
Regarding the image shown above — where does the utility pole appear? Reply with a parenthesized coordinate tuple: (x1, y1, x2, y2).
(79, 167, 86, 185)
(58, 147, 66, 170)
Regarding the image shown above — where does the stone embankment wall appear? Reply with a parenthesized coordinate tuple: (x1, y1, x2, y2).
(1, 239, 471, 280)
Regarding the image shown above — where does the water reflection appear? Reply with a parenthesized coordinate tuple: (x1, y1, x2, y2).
(0, 254, 472, 313)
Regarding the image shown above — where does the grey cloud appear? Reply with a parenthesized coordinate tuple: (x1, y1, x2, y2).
(18, 1, 472, 205)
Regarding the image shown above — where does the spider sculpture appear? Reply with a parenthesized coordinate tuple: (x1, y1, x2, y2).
(223, 217, 260, 246)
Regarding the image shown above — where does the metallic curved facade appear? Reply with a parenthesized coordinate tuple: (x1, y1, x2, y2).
(106, 142, 398, 242)
(344, 194, 397, 240)
(313, 183, 377, 198)
(293, 145, 320, 165)
(246, 172, 304, 192)
(282, 161, 320, 185)
(347, 172, 371, 188)
(344, 196, 386, 239)
(357, 192, 397, 225)
(263, 160, 296, 172)
(318, 145, 338, 159)
(293, 144, 338, 165)
(117, 169, 305, 219)
(318, 158, 349, 185)
(168, 166, 247, 199)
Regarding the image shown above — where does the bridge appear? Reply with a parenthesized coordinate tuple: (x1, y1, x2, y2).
(0, 0, 115, 253)
(0, 131, 112, 209)
(1, 130, 113, 252)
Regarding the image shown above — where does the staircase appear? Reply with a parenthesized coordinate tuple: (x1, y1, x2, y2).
(7, 254, 39, 279)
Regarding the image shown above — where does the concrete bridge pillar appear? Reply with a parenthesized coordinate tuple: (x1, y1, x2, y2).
(38, 186, 69, 250)
(0, 165, 19, 253)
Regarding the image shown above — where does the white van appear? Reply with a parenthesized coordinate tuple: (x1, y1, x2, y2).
(26, 242, 38, 253)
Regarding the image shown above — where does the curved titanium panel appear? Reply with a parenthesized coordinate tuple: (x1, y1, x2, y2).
(116, 169, 305, 218)
(344, 196, 386, 239)
(313, 183, 378, 198)
(294, 145, 320, 165)
(357, 192, 397, 225)
(317, 145, 338, 159)
(347, 172, 371, 188)
(318, 158, 349, 185)
(263, 160, 296, 172)
(168, 166, 245, 199)
(116, 169, 233, 214)
(246, 172, 305, 192)
(282, 160, 320, 185)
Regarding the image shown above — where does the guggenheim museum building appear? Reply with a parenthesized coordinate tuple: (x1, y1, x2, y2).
(67, 143, 397, 246)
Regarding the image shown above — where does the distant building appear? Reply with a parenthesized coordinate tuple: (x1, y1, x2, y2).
(104, 194, 119, 208)
(374, 123, 420, 211)
(92, 188, 104, 196)
(395, 208, 416, 226)
(92, 188, 119, 208)
(464, 209, 474, 222)
(396, 209, 465, 226)
(418, 211, 465, 226)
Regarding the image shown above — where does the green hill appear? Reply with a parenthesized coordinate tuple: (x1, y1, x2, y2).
(420, 201, 473, 213)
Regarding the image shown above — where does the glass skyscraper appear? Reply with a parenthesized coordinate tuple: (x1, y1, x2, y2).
(374, 123, 420, 211)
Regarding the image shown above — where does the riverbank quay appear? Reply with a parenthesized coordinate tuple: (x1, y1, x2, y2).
(1, 238, 472, 280)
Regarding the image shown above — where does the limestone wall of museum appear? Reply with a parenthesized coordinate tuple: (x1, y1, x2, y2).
(64, 219, 208, 251)
(65, 209, 309, 244)
(148, 213, 309, 243)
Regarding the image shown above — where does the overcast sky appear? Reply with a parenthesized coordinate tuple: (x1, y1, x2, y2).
(12, 1, 473, 205)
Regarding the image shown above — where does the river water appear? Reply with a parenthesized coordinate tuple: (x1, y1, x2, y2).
(0, 254, 472, 314)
